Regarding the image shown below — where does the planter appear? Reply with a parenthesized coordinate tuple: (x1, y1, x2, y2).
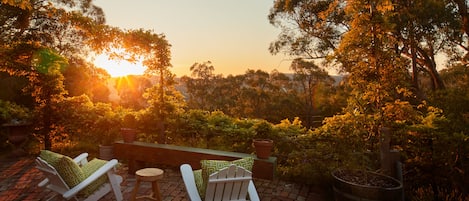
(252, 139, 273, 159)
(332, 169, 403, 201)
(2, 123, 32, 157)
(99, 145, 114, 161)
(120, 128, 137, 143)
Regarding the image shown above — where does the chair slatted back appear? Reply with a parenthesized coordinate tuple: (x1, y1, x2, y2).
(205, 164, 252, 201)
(35, 157, 71, 194)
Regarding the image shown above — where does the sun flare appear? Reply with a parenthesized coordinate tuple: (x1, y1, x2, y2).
(94, 54, 146, 77)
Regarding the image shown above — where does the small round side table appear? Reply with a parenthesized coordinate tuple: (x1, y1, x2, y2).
(131, 168, 164, 201)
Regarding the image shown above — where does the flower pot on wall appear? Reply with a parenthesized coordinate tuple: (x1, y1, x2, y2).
(253, 139, 273, 159)
(120, 128, 137, 143)
(99, 145, 114, 161)
(332, 169, 403, 201)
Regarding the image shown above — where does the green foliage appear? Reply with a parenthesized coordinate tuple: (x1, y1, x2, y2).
(181, 67, 343, 128)
(0, 72, 33, 106)
(122, 112, 138, 128)
(315, 112, 380, 170)
(63, 60, 111, 103)
(395, 105, 469, 199)
(140, 78, 186, 143)
(167, 110, 254, 151)
(0, 99, 31, 124)
(252, 120, 272, 139)
(92, 104, 122, 145)
(33, 48, 68, 74)
(166, 110, 288, 153)
(170, 109, 209, 147)
(411, 186, 469, 201)
(115, 76, 152, 109)
(56, 95, 125, 146)
(0, 99, 31, 151)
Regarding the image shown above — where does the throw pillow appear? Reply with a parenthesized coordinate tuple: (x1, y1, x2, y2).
(193, 169, 203, 196)
(199, 157, 254, 197)
(39, 150, 64, 168)
(80, 158, 109, 196)
(55, 156, 86, 188)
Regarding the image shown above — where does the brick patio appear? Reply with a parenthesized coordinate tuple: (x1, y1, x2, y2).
(0, 156, 327, 201)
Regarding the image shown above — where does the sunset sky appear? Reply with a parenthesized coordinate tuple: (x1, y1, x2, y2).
(93, 0, 293, 77)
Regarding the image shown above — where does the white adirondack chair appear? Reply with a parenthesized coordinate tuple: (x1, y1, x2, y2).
(180, 164, 260, 201)
(35, 153, 123, 201)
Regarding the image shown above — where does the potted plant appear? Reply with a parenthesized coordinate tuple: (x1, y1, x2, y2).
(330, 127, 404, 201)
(98, 128, 118, 160)
(0, 100, 32, 157)
(0, 100, 31, 125)
(95, 116, 120, 160)
(332, 168, 403, 201)
(121, 113, 138, 143)
(252, 120, 274, 159)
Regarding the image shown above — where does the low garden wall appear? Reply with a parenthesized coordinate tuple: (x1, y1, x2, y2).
(113, 141, 277, 180)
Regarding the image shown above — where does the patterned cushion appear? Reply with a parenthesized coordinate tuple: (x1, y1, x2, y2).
(80, 158, 109, 196)
(39, 150, 64, 168)
(200, 157, 254, 197)
(55, 156, 86, 188)
(39, 151, 113, 197)
(193, 169, 203, 196)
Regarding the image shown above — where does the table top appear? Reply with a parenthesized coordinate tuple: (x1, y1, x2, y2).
(135, 168, 164, 181)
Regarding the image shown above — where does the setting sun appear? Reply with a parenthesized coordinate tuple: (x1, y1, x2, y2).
(94, 54, 146, 77)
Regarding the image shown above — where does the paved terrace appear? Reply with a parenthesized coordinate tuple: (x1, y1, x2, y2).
(0, 156, 327, 201)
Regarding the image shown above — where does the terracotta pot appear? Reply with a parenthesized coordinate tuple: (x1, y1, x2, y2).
(120, 128, 137, 143)
(252, 139, 273, 159)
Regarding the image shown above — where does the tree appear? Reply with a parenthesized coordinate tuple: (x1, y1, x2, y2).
(142, 69, 185, 144)
(290, 58, 335, 127)
(1, 0, 175, 145)
(268, 0, 346, 60)
(118, 29, 172, 143)
(0, 0, 118, 149)
(1, 44, 68, 150)
(264, 70, 303, 123)
(0, 0, 118, 61)
(389, 0, 458, 91)
(0, 72, 32, 106)
(236, 69, 273, 119)
(114, 75, 152, 109)
(448, 0, 469, 64)
(269, 0, 462, 93)
(270, 0, 469, 198)
(184, 61, 217, 111)
(62, 58, 111, 102)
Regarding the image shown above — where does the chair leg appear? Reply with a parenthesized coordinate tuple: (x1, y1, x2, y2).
(152, 181, 162, 201)
(131, 179, 141, 201)
(108, 173, 123, 201)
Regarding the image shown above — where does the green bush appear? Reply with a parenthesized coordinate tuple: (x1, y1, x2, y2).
(47, 94, 468, 199)
(0, 100, 31, 124)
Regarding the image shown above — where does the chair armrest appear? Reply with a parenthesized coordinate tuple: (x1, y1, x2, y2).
(248, 180, 260, 201)
(62, 159, 118, 199)
(72, 153, 89, 166)
(180, 164, 202, 201)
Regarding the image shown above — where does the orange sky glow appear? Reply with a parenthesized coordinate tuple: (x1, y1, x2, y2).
(92, 0, 293, 77)
(94, 54, 146, 77)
